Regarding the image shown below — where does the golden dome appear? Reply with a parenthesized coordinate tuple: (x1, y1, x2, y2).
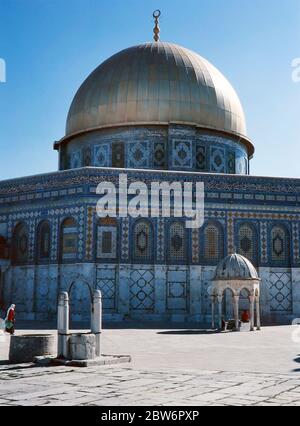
(66, 42, 251, 153)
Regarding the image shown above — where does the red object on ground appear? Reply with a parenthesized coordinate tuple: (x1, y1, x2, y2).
(241, 310, 250, 323)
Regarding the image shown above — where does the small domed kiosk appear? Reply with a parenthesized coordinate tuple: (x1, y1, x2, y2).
(211, 254, 261, 331)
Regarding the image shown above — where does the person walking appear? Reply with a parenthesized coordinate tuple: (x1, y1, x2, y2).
(5, 304, 15, 335)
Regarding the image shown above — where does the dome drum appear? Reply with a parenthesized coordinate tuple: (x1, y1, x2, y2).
(57, 124, 249, 174)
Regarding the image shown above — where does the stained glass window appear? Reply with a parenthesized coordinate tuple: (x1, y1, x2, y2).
(203, 223, 223, 262)
(84, 147, 92, 167)
(228, 151, 236, 174)
(61, 218, 78, 261)
(112, 143, 125, 168)
(271, 226, 289, 262)
(169, 222, 185, 261)
(36, 221, 51, 262)
(133, 220, 153, 261)
(96, 218, 117, 259)
(239, 224, 256, 262)
(12, 223, 29, 264)
(196, 144, 206, 171)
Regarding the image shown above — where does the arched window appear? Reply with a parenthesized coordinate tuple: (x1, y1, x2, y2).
(96, 217, 118, 260)
(133, 219, 153, 261)
(169, 221, 186, 261)
(12, 223, 29, 264)
(271, 225, 290, 263)
(60, 218, 78, 262)
(203, 223, 223, 262)
(83, 147, 92, 167)
(112, 142, 125, 168)
(238, 224, 257, 264)
(36, 221, 51, 262)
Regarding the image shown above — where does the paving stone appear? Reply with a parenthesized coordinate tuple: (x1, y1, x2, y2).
(0, 364, 299, 407)
(1, 326, 300, 406)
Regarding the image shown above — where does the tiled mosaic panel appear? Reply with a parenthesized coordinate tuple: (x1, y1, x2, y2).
(172, 140, 193, 169)
(292, 222, 300, 263)
(210, 147, 225, 173)
(269, 272, 292, 313)
(85, 207, 94, 261)
(69, 281, 92, 322)
(50, 217, 59, 262)
(96, 267, 117, 311)
(167, 270, 188, 312)
(192, 228, 200, 264)
(236, 154, 247, 175)
(0, 222, 7, 237)
(157, 217, 165, 262)
(260, 222, 268, 264)
(11, 267, 28, 313)
(78, 213, 85, 261)
(227, 214, 234, 254)
(121, 217, 129, 260)
(128, 142, 151, 168)
(35, 268, 57, 317)
(201, 268, 215, 314)
(28, 219, 35, 262)
(94, 144, 110, 167)
(129, 268, 155, 311)
(70, 150, 82, 169)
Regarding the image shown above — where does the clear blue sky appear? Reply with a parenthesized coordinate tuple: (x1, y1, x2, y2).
(0, 0, 299, 180)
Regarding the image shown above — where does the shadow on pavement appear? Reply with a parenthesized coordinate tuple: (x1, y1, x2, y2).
(291, 355, 300, 372)
(17, 321, 210, 331)
(16, 320, 289, 332)
(157, 329, 218, 335)
(293, 355, 300, 363)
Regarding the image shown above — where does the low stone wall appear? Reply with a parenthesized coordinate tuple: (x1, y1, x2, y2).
(9, 334, 55, 364)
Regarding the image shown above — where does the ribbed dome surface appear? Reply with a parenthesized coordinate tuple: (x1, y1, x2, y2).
(66, 42, 247, 140)
(214, 254, 259, 280)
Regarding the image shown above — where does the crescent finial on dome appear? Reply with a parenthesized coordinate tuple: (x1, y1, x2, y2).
(153, 10, 161, 42)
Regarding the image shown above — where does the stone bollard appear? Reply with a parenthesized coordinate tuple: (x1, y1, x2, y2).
(91, 290, 102, 357)
(57, 292, 69, 359)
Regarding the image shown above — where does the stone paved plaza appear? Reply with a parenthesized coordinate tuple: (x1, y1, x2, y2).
(1, 324, 300, 406)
